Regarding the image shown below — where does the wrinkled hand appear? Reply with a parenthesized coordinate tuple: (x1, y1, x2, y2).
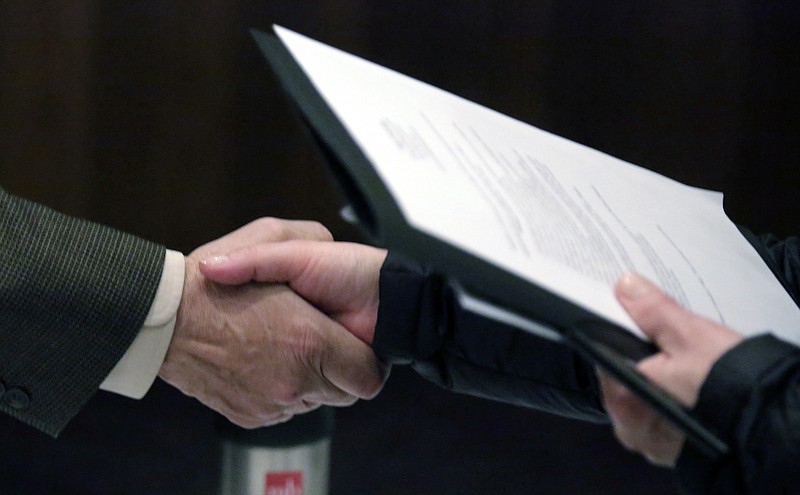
(199, 240, 389, 346)
(598, 273, 743, 466)
(158, 219, 387, 428)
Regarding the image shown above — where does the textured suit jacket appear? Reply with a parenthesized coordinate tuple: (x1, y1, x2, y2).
(0, 188, 165, 436)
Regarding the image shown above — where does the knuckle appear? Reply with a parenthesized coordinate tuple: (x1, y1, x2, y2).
(295, 319, 325, 358)
(255, 217, 288, 238)
(238, 419, 261, 429)
(226, 412, 261, 430)
(338, 395, 359, 407)
(284, 317, 326, 378)
(237, 243, 261, 261)
(273, 381, 303, 405)
(310, 222, 334, 241)
(230, 410, 290, 429)
(252, 217, 335, 242)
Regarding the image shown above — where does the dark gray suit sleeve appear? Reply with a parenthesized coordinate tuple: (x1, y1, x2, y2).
(0, 188, 165, 436)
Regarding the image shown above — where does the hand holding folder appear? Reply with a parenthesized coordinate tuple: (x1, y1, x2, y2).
(597, 273, 744, 466)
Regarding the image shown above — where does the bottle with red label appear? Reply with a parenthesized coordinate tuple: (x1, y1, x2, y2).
(217, 407, 334, 495)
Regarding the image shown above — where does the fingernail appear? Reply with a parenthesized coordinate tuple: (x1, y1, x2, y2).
(200, 255, 229, 267)
(617, 273, 654, 300)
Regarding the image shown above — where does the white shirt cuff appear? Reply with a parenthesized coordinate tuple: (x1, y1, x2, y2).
(100, 249, 185, 399)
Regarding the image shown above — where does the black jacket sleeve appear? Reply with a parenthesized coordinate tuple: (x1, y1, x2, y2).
(673, 230, 800, 494)
(0, 188, 165, 436)
(373, 251, 606, 422)
(676, 335, 800, 494)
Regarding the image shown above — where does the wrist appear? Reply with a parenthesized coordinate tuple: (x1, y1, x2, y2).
(101, 249, 185, 398)
(159, 256, 204, 383)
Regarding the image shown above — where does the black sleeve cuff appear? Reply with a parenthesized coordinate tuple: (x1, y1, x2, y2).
(373, 251, 446, 365)
(676, 334, 800, 494)
(373, 251, 606, 422)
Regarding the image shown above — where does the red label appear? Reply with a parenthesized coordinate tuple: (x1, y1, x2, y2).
(265, 471, 303, 495)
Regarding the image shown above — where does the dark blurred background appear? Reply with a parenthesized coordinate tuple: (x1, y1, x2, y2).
(1, 1, 798, 494)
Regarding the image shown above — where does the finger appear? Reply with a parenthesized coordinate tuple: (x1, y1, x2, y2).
(597, 369, 684, 466)
(597, 369, 643, 430)
(199, 241, 315, 285)
(615, 273, 691, 350)
(232, 218, 334, 244)
(639, 418, 684, 467)
(195, 218, 334, 262)
(597, 369, 653, 447)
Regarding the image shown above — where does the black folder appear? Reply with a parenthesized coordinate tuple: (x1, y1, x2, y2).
(250, 27, 729, 459)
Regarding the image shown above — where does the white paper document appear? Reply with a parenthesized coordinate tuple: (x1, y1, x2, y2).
(275, 25, 800, 344)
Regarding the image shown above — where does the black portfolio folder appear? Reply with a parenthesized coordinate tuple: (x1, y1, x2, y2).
(250, 27, 729, 459)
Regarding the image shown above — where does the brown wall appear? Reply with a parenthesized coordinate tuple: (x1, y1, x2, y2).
(4, 2, 798, 246)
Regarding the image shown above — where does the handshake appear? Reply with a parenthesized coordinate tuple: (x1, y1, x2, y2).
(158, 217, 391, 428)
(158, 216, 750, 474)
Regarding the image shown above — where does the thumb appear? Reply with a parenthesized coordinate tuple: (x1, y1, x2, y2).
(615, 273, 692, 351)
(318, 323, 390, 400)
